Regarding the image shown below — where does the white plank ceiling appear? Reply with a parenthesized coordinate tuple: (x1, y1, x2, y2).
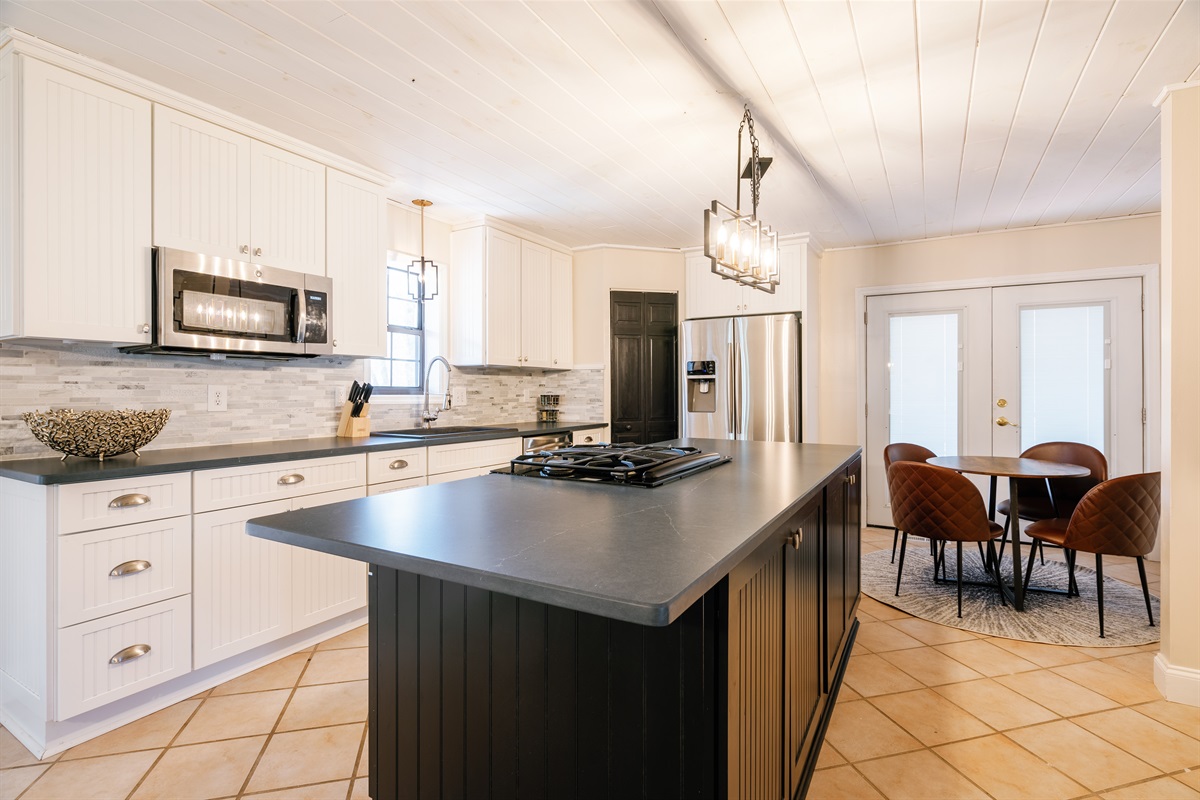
(2, 0, 1197, 250)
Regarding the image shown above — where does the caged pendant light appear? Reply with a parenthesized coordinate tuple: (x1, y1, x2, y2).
(407, 199, 440, 301)
(703, 105, 780, 293)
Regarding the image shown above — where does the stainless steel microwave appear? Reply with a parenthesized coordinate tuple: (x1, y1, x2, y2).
(137, 247, 332, 358)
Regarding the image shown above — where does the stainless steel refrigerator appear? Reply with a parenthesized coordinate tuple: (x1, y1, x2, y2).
(681, 314, 801, 442)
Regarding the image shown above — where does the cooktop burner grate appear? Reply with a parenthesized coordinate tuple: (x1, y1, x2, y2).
(497, 444, 731, 487)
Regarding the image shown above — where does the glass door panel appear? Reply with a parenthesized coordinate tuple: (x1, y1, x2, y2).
(888, 313, 960, 456)
(1018, 304, 1107, 452)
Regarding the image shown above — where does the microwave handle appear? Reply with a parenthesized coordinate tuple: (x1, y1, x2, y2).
(293, 290, 308, 344)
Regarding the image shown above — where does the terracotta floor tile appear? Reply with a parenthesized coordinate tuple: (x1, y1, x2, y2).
(805, 765, 885, 800)
(245, 723, 363, 793)
(299, 647, 368, 686)
(879, 647, 986, 686)
(0, 727, 55, 769)
(1007, 719, 1159, 792)
(277, 681, 369, 732)
(858, 596, 912, 621)
(871, 689, 994, 746)
(935, 639, 1040, 676)
(1132, 701, 1200, 739)
(842, 654, 924, 697)
(1072, 708, 1200, 773)
(855, 621, 926, 652)
(60, 700, 200, 761)
(351, 777, 370, 799)
(934, 678, 1060, 730)
(0, 764, 49, 800)
(131, 736, 266, 800)
(1099, 775, 1200, 799)
(856, 749, 990, 800)
(1101, 651, 1158, 680)
(245, 778, 352, 799)
(996, 670, 1120, 717)
(814, 742, 846, 769)
(175, 690, 290, 745)
(211, 652, 310, 696)
(1175, 769, 1200, 792)
(857, 609, 880, 623)
(1073, 645, 1146, 659)
(989, 637, 1094, 668)
(838, 684, 863, 702)
(316, 625, 368, 650)
(935, 734, 1087, 800)
(823, 700, 922, 762)
(888, 617, 978, 645)
(21, 749, 161, 800)
(1052, 661, 1163, 706)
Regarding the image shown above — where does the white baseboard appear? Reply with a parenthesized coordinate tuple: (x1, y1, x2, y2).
(1154, 652, 1200, 706)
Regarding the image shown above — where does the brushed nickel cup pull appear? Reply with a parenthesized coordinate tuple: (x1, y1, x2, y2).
(277, 474, 305, 485)
(109, 493, 150, 509)
(109, 644, 151, 665)
(389, 459, 409, 470)
(109, 560, 151, 578)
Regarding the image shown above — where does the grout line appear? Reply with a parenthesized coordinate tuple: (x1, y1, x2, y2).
(234, 650, 317, 799)
(347, 723, 369, 800)
(121, 698, 210, 800)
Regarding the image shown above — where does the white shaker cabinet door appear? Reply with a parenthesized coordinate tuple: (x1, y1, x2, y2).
(192, 499, 293, 669)
(250, 140, 325, 275)
(550, 250, 573, 370)
(685, 252, 735, 320)
(520, 240, 553, 368)
(327, 169, 386, 357)
(153, 105, 251, 261)
(19, 58, 152, 343)
(290, 487, 367, 630)
(485, 229, 523, 367)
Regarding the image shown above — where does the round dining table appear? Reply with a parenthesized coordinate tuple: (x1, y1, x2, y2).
(927, 455, 1090, 611)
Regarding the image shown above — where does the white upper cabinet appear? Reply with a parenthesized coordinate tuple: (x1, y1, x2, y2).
(326, 169, 386, 357)
(685, 240, 809, 319)
(1, 55, 152, 343)
(153, 107, 325, 275)
(551, 251, 574, 369)
(451, 226, 572, 369)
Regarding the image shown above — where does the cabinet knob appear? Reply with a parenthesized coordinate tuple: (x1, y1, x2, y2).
(240, 245, 250, 255)
(333, 339, 338, 347)
(140, 323, 151, 334)
(790, 528, 803, 549)
(254, 247, 263, 257)
(553, 359, 558, 365)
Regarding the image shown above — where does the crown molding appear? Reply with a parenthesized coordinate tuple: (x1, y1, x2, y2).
(1153, 80, 1200, 108)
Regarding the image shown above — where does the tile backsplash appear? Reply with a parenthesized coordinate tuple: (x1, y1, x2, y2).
(0, 343, 604, 458)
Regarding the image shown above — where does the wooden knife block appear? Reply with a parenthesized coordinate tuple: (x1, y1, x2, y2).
(336, 402, 371, 438)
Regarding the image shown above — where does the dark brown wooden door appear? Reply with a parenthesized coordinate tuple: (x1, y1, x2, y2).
(610, 291, 678, 444)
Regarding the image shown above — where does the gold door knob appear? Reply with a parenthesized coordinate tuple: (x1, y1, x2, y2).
(996, 398, 1008, 408)
(995, 416, 1019, 428)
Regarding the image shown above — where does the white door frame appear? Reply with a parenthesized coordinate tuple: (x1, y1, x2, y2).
(855, 263, 1161, 525)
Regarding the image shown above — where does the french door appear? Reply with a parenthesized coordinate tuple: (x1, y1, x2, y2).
(865, 278, 1144, 528)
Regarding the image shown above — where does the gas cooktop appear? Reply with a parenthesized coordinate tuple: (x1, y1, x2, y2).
(497, 444, 731, 488)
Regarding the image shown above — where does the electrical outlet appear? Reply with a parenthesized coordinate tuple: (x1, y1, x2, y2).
(208, 385, 228, 412)
(450, 386, 467, 408)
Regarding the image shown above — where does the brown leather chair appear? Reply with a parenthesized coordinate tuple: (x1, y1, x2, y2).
(997, 442, 1108, 564)
(883, 443, 937, 563)
(888, 461, 1007, 617)
(1024, 472, 1160, 638)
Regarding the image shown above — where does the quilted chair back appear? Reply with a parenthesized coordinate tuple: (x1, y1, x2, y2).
(1018, 441, 1109, 517)
(1062, 472, 1161, 558)
(883, 442, 937, 469)
(886, 461, 995, 543)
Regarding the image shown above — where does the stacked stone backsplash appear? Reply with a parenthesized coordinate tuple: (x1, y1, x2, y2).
(0, 343, 604, 459)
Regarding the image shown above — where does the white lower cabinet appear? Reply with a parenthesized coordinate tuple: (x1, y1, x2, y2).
(57, 595, 191, 719)
(428, 438, 522, 476)
(368, 476, 427, 495)
(291, 488, 368, 630)
(572, 427, 608, 446)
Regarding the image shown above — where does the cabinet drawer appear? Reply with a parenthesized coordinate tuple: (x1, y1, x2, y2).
(368, 476, 427, 495)
(572, 427, 608, 446)
(367, 448, 427, 484)
(194, 454, 366, 512)
(58, 517, 192, 627)
(57, 473, 192, 535)
(428, 438, 521, 475)
(56, 595, 191, 719)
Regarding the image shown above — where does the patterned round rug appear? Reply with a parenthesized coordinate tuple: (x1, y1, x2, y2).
(861, 542, 1161, 646)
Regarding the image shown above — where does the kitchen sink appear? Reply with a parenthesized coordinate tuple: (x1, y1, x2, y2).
(374, 425, 520, 439)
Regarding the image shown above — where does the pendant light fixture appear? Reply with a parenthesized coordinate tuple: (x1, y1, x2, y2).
(703, 105, 779, 293)
(407, 199, 440, 301)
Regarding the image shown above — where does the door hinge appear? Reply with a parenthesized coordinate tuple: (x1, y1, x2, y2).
(864, 402, 868, 417)
(1141, 293, 1145, 311)
(1142, 407, 1147, 424)
(863, 310, 867, 325)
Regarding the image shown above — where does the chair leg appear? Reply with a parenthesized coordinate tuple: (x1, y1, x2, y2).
(996, 518, 1010, 566)
(1065, 549, 1078, 597)
(977, 541, 987, 569)
(1137, 556, 1155, 627)
(1096, 554, 1106, 639)
(956, 542, 964, 618)
(988, 540, 1006, 606)
(1022, 536, 1040, 593)
(894, 530, 909, 597)
(891, 527, 900, 564)
(941, 541, 948, 582)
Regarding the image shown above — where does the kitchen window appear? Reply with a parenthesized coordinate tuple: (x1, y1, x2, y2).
(367, 253, 433, 394)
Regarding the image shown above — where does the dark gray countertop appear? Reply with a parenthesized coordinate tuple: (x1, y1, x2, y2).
(0, 421, 607, 485)
(248, 439, 861, 627)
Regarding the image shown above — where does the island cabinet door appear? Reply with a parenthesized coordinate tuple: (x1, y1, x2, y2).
(786, 498, 826, 800)
(825, 457, 862, 682)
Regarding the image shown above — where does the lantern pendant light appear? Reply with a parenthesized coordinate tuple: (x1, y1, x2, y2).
(407, 199, 440, 301)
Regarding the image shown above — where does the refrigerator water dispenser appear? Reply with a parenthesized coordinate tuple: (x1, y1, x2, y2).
(686, 361, 717, 413)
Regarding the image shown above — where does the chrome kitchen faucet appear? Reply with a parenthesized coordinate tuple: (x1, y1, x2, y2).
(422, 356, 452, 427)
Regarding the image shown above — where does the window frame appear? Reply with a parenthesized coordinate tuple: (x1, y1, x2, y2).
(369, 255, 427, 396)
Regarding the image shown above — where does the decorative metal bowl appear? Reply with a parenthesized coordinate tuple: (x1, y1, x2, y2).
(21, 408, 172, 461)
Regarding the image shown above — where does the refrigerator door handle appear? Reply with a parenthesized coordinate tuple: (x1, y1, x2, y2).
(729, 322, 740, 438)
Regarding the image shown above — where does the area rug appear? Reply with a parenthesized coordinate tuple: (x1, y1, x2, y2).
(861, 543, 1161, 646)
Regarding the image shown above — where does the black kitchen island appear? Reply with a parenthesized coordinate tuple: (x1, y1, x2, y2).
(248, 439, 862, 800)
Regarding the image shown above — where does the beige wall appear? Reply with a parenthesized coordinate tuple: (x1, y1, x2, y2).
(1156, 83, 1200, 706)
(816, 215, 1162, 445)
(572, 247, 686, 424)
